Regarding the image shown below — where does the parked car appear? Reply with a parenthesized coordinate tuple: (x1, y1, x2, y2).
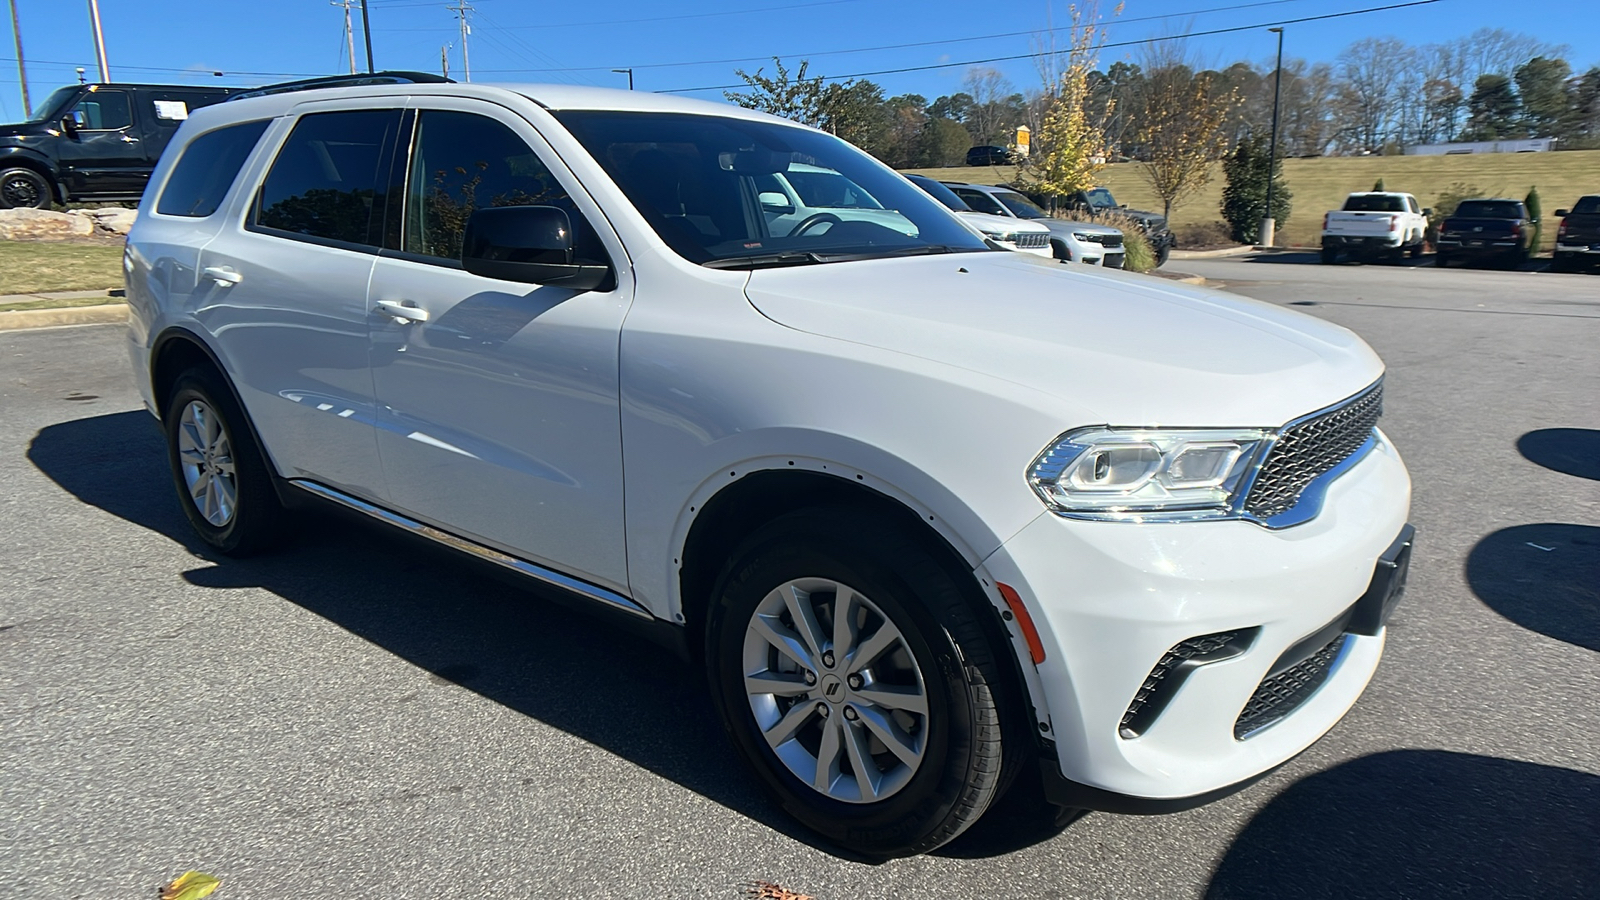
(1320, 192, 1429, 263)
(965, 145, 1011, 166)
(0, 72, 447, 209)
(1434, 199, 1535, 268)
(945, 182, 1125, 267)
(904, 173, 1051, 257)
(1031, 185, 1176, 267)
(1552, 195, 1600, 272)
(128, 80, 1412, 858)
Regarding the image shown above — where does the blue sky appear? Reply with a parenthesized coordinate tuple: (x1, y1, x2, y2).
(2, 0, 1595, 120)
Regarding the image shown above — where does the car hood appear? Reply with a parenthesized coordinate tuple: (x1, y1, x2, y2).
(0, 122, 44, 141)
(743, 251, 1382, 427)
(958, 210, 1049, 235)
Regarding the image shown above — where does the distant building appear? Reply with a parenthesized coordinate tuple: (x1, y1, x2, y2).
(1405, 138, 1558, 155)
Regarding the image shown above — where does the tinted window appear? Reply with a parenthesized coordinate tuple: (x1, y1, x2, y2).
(157, 120, 270, 217)
(1452, 201, 1523, 219)
(74, 90, 131, 129)
(1343, 195, 1404, 212)
(403, 110, 571, 261)
(953, 188, 1006, 216)
(555, 110, 987, 266)
(993, 191, 1049, 219)
(905, 174, 971, 212)
(1084, 187, 1117, 208)
(26, 86, 78, 124)
(1572, 196, 1600, 215)
(256, 110, 399, 246)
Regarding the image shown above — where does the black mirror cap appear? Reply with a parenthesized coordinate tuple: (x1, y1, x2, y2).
(461, 205, 612, 291)
(1422, 208, 1433, 218)
(1555, 209, 1570, 217)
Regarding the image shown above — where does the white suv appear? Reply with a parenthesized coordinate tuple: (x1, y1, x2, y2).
(126, 81, 1413, 858)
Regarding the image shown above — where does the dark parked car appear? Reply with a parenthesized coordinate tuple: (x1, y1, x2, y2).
(965, 145, 1012, 166)
(1435, 198, 1536, 268)
(1552, 195, 1600, 272)
(0, 82, 239, 208)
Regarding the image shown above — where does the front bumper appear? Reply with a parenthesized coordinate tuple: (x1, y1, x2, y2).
(980, 430, 1410, 803)
(1555, 242, 1600, 255)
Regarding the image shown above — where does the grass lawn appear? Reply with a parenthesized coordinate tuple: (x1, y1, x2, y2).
(905, 149, 1600, 250)
(0, 240, 125, 296)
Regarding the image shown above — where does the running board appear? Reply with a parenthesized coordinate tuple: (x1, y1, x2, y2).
(287, 479, 653, 621)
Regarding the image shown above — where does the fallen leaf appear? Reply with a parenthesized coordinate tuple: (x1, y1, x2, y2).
(741, 880, 815, 900)
(159, 870, 221, 900)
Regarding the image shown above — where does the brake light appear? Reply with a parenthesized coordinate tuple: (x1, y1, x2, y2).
(1510, 224, 1521, 239)
(1559, 218, 1569, 239)
(1389, 215, 1399, 232)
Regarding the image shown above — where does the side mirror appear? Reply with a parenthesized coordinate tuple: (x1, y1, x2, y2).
(60, 111, 84, 135)
(1422, 208, 1433, 218)
(758, 191, 793, 213)
(1555, 209, 1569, 217)
(461, 206, 610, 291)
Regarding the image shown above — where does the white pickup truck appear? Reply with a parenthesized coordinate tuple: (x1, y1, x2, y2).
(1321, 192, 1430, 263)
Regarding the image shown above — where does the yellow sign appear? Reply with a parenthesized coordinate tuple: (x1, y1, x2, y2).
(1015, 126, 1031, 157)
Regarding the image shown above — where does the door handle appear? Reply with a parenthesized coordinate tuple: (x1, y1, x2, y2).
(374, 299, 429, 323)
(120, 134, 139, 143)
(202, 266, 243, 286)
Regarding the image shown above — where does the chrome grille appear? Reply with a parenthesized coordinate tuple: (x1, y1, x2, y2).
(1244, 383, 1383, 520)
(1235, 634, 1347, 739)
(1011, 232, 1049, 249)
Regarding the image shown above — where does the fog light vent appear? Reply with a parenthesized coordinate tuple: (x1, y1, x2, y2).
(1120, 629, 1257, 739)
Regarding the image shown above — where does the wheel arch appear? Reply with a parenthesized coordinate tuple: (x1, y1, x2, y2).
(0, 152, 61, 206)
(148, 326, 288, 491)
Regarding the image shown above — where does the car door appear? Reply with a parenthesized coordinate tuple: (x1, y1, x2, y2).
(365, 99, 634, 593)
(195, 102, 403, 501)
(54, 88, 148, 196)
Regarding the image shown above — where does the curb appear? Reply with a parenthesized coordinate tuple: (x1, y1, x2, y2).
(0, 302, 128, 332)
(1168, 245, 1256, 260)
(1152, 271, 1207, 286)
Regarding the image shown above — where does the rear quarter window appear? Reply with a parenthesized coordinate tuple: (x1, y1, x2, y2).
(155, 120, 270, 218)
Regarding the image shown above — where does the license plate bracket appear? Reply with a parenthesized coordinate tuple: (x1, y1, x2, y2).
(1348, 524, 1415, 636)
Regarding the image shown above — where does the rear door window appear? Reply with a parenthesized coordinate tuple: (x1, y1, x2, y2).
(156, 120, 270, 217)
(254, 109, 401, 248)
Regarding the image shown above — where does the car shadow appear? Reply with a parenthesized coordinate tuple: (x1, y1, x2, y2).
(25, 409, 888, 862)
(1465, 523, 1599, 653)
(1204, 750, 1599, 899)
(1518, 428, 1600, 481)
(1241, 251, 1553, 271)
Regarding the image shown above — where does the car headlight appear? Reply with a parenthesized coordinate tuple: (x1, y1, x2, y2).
(1028, 427, 1269, 520)
(1072, 232, 1102, 243)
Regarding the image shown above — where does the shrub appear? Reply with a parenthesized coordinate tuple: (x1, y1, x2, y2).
(1525, 186, 1543, 251)
(1061, 209, 1156, 272)
(1372, 177, 1386, 192)
(1220, 134, 1292, 244)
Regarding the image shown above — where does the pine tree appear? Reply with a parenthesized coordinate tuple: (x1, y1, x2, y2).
(1221, 134, 1292, 243)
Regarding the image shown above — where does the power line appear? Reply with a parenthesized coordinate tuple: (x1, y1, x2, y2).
(376, 0, 864, 32)
(464, 0, 1313, 75)
(659, 0, 1445, 93)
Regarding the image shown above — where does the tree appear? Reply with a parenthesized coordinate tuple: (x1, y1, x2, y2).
(1463, 74, 1520, 139)
(1333, 37, 1408, 152)
(926, 92, 974, 126)
(917, 117, 970, 167)
(962, 67, 1018, 145)
(1514, 56, 1573, 138)
(1572, 67, 1600, 145)
(819, 80, 888, 153)
(1221, 133, 1292, 243)
(1525, 186, 1543, 251)
(1373, 178, 1385, 191)
(1014, 7, 1110, 204)
(1133, 45, 1240, 219)
(725, 58, 827, 126)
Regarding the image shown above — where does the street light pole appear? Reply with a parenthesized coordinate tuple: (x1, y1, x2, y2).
(1260, 26, 1285, 247)
(86, 0, 110, 82)
(612, 68, 633, 90)
(359, 0, 374, 73)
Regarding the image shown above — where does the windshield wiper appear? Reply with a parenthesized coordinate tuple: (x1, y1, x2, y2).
(702, 251, 827, 270)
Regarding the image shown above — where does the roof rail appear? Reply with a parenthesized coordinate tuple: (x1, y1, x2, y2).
(227, 71, 452, 102)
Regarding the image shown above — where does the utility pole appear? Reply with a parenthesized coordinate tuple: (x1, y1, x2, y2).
(332, 0, 356, 74)
(450, 0, 472, 83)
(86, 0, 109, 82)
(7, 0, 28, 117)
(440, 44, 449, 80)
(1259, 26, 1285, 248)
(612, 68, 633, 90)
(359, 0, 374, 73)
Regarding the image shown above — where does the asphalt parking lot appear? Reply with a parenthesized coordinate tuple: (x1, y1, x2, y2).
(2, 256, 1596, 899)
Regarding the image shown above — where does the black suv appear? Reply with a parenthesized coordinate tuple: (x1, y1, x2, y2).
(0, 82, 241, 208)
(965, 145, 1012, 166)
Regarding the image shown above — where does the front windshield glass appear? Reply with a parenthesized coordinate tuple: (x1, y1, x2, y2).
(25, 86, 80, 124)
(994, 191, 1049, 219)
(905, 174, 972, 212)
(554, 110, 990, 267)
(1084, 187, 1117, 208)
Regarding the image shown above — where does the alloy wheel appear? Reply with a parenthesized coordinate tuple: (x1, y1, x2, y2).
(177, 400, 238, 527)
(741, 577, 930, 804)
(1, 172, 45, 208)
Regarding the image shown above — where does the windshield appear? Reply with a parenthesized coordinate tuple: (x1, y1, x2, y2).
(1084, 187, 1117, 208)
(25, 86, 80, 124)
(1343, 194, 1404, 212)
(1452, 200, 1522, 219)
(554, 111, 989, 267)
(905, 174, 972, 212)
(994, 190, 1049, 219)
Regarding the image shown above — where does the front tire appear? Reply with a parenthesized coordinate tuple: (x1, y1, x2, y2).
(706, 508, 1006, 857)
(1320, 246, 1338, 264)
(0, 166, 52, 209)
(163, 367, 286, 555)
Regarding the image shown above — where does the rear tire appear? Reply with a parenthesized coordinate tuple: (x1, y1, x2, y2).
(163, 366, 286, 556)
(0, 166, 51, 209)
(705, 507, 1007, 857)
(1320, 246, 1338, 265)
(1435, 252, 1451, 268)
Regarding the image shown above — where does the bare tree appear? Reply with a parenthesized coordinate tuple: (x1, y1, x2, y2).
(1333, 37, 1408, 152)
(1132, 40, 1239, 218)
(961, 67, 1016, 145)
